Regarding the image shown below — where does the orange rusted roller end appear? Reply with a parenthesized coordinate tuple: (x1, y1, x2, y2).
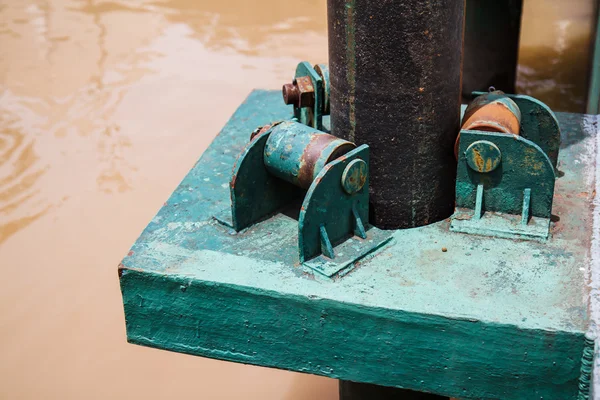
(455, 91, 521, 159)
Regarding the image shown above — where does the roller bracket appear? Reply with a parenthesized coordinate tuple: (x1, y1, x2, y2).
(451, 93, 560, 241)
(218, 120, 391, 277)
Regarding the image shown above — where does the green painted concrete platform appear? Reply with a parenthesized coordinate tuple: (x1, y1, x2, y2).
(119, 90, 600, 400)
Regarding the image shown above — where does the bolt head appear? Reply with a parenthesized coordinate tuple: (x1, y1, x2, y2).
(341, 159, 368, 194)
(282, 83, 300, 106)
(465, 140, 502, 173)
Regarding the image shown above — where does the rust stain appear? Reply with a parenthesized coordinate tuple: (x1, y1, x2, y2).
(472, 148, 485, 172)
(298, 134, 354, 188)
(294, 76, 316, 108)
(456, 93, 522, 158)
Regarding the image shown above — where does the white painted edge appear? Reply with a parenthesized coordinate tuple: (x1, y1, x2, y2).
(588, 114, 600, 400)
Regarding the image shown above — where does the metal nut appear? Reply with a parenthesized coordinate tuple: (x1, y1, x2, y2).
(281, 76, 315, 108)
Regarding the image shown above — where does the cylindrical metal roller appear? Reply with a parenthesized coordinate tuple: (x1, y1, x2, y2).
(264, 121, 356, 189)
(327, 0, 465, 229)
(456, 91, 521, 158)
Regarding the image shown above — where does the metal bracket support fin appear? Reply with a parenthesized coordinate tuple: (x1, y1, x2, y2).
(352, 203, 367, 239)
(319, 225, 335, 259)
(521, 188, 531, 226)
(474, 183, 484, 220)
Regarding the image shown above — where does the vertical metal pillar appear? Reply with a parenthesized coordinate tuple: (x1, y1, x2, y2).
(328, 0, 463, 396)
(327, 0, 465, 229)
(339, 381, 450, 400)
(463, 0, 523, 98)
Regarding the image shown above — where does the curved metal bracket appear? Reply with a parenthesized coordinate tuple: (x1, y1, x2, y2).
(472, 91, 561, 167)
(298, 145, 392, 275)
(229, 129, 302, 231)
(299, 145, 370, 262)
(295, 61, 326, 131)
(452, 130, 556, 240)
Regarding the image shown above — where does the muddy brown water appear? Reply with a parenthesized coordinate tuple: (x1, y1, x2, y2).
(0, 0, 596, 399)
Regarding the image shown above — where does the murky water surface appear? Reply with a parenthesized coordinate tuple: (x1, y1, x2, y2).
(518, 0, 597, 113)
(0, 1, 595, 398)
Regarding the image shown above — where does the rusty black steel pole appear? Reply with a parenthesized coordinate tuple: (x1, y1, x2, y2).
(328, 0, 465, 230)
(328, 0, 463, 397)
(463, 0, 523, 98)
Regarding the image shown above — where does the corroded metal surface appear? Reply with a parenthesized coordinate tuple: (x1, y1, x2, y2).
(464, 140, 502, 173)
(229, 127, 302, 231)
(327, 0, 464, 229)
(263, 121, 354, 189)
(119, 91, 599, 400)
(298, 144, 376, 264)
(472, 91, 562, 168)
(341, 159, 367, 194)
(287, 62, 328, 131)
(456, 91, 522, 158)
(462, 93, 522, 133)
(455, 130, 556, 218)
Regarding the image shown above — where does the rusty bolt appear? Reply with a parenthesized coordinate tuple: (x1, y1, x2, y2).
(282, 76, 315, 108)
(282, 84, 300, 106)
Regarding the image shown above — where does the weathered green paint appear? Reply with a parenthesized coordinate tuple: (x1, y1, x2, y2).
(315, 64, 330, 115)
(120, 267, 588, 400)
(299, 144, 369, 261)
(229, 127, 302, 231)
(577, 334, 595, 400)
(456, 130, 556, 220)
(230, 119, 382, 265)
(465, 140, 502, 173)
(521, 188, 531, 226)
(472, 91, 562, 167)
(263, 121, 354, 189)
(304, 228, 392, 278)
(293, 62, 326, 131)
(341, 159, 367, 194)
(298, 144, 388, 268)
(451, 208, 551, 241)
(119, 91, 597, 400)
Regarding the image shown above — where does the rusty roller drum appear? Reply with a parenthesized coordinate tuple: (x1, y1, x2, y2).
(328, 0, 465, 229)
(455, 91, 522, 158)
(263, 121, 356, 189)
